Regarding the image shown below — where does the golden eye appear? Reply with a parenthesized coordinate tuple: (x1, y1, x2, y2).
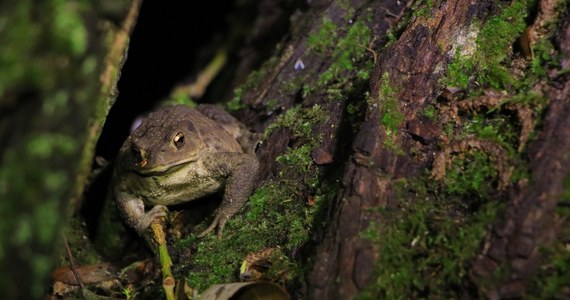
(173, 132, 185, 148)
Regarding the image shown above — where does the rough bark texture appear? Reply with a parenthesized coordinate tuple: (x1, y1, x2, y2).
(6, 0, 568, 297)
(471, 17, 570, 298)
(235, 0, 570, 298)
(0, 1, 138, 298)
(238, 0, 407, 183)
(310, 1, 491, 298)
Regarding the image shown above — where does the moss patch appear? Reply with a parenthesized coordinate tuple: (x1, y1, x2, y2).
(226, 55, 279, 111)
(316, 19, 372, 87)
(181, 103, 333, 292)
(357, 175, 501, 299)
(527, 176, 570, 298)
(375, 72, 404, 154)
(307, 17, 338, 54)
(304, 13, 373, 99)
(443, 0, 527, 92)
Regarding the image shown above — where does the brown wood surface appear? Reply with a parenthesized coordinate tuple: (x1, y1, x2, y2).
(237, 0, 569, 298)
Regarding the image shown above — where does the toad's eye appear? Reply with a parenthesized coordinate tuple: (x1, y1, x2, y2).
(173, 132, 185, 149)
(131, 145, 143, 161)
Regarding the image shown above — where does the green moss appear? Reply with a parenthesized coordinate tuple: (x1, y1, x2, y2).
(26, 133, 78, 159)
(445, 50, 476, 89)
(357, 176, 501, 299)
(527, 176, 570, 297)
(0, 2, 40, 96)
(530, 38, 558, 79)
(227, 85, 247, 111)
(443, 0, 527, 92)
(304, 13, 374, 101)
(50, 0, 88, 56)
(376, 72, 405, 154)
(361, 0, 560, 297)
(264, 104, 327, 140)
(317, 20, 372, 87)
(444, 150, 497, 195)
(379, 72, 403, 132)
(461, 114, 517, 152)
(0, 0, 90, 99)
(182, 103, 334, 292)
(0, 0, 126, 297)
(383, 132, 404, 155)
(165, 92, 196, 107)
(412, 0, 435, 19)
(422, 104, 438, 121)
(276, 144, 313, 175)
(307, 17, 338, 54)
(185, 174, 336, 291)
(337, 1, 357, 20)
(477, 1, 526, 69)
(265, 98, 278, 111)
(227, 59, 275, 111)
(534, 244, 570, 298)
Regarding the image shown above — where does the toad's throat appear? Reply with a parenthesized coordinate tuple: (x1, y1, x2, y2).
(136, 157, 197, 175)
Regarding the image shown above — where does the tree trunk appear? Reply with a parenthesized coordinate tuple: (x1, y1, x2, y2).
(0, 1, 139, 299)
(232, 0, 570, 298)
(5, 0, 568, 298)
(303, 1, 570, 298)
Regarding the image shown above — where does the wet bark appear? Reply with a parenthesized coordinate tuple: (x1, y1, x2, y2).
(310, 1, 491, 298)
(7, 0, 567, 297)
(236, 0, 570, 298)
(308, 1, 569, 299)
(470, 17, 570, 298)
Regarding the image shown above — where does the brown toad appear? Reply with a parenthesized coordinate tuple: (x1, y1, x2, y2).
(113, 104, 259, 238)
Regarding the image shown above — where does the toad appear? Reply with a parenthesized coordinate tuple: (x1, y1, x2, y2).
(113, 104, 259, 238)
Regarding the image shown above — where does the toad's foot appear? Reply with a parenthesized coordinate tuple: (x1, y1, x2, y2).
(197, 213, 229, 238)
(136, 204, 168, 235)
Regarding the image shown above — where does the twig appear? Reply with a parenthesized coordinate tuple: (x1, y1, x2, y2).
(63, 235, 86, 299)
(171, 49, 228, 99)
(150, 220, 176, 300)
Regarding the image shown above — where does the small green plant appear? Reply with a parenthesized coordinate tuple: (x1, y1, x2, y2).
(412, 0, 435, 19)
(227, 87, 246, 111)
(122, 286, 136, 300)
(422, 104, 438, 121)
(317, 20, 372, 87)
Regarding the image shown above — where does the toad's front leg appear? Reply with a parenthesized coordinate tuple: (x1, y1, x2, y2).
(198, 153, 260, 238)
(116, 195, 168, 236)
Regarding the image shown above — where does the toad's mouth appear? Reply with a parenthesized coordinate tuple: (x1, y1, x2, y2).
(136, 157, 196, 175)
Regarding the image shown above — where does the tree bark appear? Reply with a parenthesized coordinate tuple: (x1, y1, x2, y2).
(8, 0, 567, 297)
(310, 0, 493, 298)
(0, 1, 139, 298)
(471, 16, 570, 298)
(304, 1, 570, 298)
